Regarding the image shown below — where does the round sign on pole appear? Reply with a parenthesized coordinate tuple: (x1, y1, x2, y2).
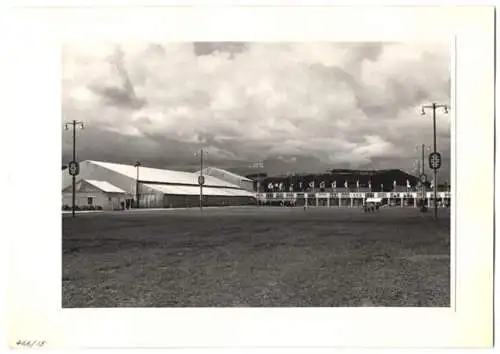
(198, 175, 205, 185)
(68, 161, 79, 176)
(428, 152, 442, 170)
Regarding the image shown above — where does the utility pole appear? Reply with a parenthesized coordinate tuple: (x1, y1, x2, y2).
(196, 149, 208, 211)
(415, 144, 428, 206)
(421, 102, 448, 220)
(200, 149, 203, 211)
(134, 161, 141, 208)
(64, 120, 84, 218)
(421, 144, 425, 177)
(249, 161, 264, 193)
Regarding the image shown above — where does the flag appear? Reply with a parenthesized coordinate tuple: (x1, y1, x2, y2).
(406, 179, 410, 188)
(344, 181, 348, 189)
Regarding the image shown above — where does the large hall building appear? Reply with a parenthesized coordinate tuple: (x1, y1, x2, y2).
(62, 160, 257, 210)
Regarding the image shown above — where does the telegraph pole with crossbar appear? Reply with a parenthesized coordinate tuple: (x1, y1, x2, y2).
(421, 103, 448, 220)
(64, 120, 84, 218)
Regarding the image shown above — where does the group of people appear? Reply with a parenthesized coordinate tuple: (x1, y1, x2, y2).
(280, 200, 297, 207)
(363, 203, 380, 213)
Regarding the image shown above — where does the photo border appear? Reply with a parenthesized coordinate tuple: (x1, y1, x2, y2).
(5, 5, 494, 349)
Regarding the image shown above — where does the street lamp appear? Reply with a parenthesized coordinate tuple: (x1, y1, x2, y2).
(64, 120, 84, 218)
(195, 149, 209, 211)
(249, 161, 265, 193)
(421, 102, 449, 220)
(134, 161, 141, 208)
(414, 144, 430, 210)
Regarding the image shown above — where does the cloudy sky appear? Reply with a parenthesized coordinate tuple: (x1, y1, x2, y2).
(62, 42, 451, 178)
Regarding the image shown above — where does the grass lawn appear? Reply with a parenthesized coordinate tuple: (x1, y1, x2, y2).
(62, 206, 450, 307)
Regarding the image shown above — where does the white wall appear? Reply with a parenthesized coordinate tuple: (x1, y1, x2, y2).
(62, 191, 125, 210)
(62, 161, 137, 195)
(62, 161, 164, 205)
(137, 189, 164, 208)
(240, 179, 254, 192)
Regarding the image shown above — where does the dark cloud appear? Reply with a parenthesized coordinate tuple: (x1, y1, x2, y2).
(89, 85, 146, 109)
(193, 42, 248, 57)
(62, 42, 451, 179)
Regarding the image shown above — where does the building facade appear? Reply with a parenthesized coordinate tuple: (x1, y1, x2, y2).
(62, 179, 127, 210)
(62, 160, 257, 209)
(256, 191, 451, 208)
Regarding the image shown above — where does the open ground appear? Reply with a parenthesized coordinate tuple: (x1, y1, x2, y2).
(62, 206, 450, 307)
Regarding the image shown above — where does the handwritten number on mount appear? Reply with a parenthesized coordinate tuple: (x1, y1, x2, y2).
(16, 340, 46, 348)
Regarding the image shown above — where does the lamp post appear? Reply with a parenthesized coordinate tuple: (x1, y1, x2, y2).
(64, 120, 84, 218)
(249, 161, 264, 193)
(415, 144, 430, 210)
(421, 102, 449, 220)
(195, 149, 209, 211)
(134, 161, 141, 208)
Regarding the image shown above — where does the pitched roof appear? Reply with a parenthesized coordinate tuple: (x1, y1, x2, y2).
(85, 180, 126, 193)
(87, 160, 240, 188)
(143, 183, 256, 197)
(198, 167, 253, 182)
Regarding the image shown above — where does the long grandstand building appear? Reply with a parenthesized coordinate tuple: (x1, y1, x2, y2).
(255, 191, 451, 208)
(248, 168, 451, 208)
(62, 162, 451, 210)
(62, 160, 257, 210)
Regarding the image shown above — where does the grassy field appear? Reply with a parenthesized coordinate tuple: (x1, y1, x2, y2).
(62, 206, 450, 307)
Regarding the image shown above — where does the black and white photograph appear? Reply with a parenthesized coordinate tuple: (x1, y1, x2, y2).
(62, 41, 452, 308)
(6, 5, 494, 350)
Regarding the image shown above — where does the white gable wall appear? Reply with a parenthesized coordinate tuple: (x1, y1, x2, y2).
(63, 161, 139, 195)
(62, 161, 165, 208)
(62, 191, 125, 210)
(62, 179, 128, 210)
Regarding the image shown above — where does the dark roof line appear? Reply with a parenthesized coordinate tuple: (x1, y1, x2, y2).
(138, 180, 244, 191)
